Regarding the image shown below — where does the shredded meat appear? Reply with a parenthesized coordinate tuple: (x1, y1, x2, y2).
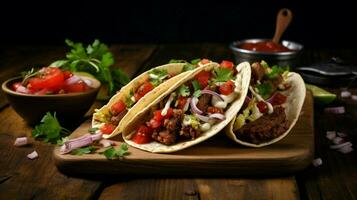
(268, 74, 284, 91)
(110, 110, 128, 125)
(236, 106, 289, 144)
(180, 126, 201, 139)
(152, 129, 177, 145)
(197, 93, 212, 113)
(163, 109, 184, 132)
(251, 62, 266, 81)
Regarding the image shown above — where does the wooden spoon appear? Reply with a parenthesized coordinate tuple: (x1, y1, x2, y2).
(272, 8, 293, 44)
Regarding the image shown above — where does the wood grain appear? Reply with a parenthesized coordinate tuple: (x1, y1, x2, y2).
(54, 91, 313, 176)
(99, 177, 298, 200)
(0, 44, 157, 199)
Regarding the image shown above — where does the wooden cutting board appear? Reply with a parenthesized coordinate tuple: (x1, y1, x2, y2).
(54, 91, 314, 177)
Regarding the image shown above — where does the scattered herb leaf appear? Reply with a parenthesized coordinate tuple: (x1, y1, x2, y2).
(70, 146, 97, 155)
(213, 68, 233, 83)
(88, 127, 99, 134)
(256, 83, 273, 99)
(178, 85, 190, 97)
(266, 66, 289, 79)
(102, 144, 129, 159)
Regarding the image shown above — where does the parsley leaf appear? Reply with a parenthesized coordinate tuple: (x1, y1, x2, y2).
(102, 144, 129, 159)
(125, 90, 135, 108)
(266, 66, 289, 79)
(182, 64, 196, 72)
(88, 127, 99, 134)
(191, 80, 201, 98)
(32, 112, 71, 144)
(190, 58, 201, 65)
(50, 39, 130, 98)
(169, 59, 187, 63)
(71, 146, 98, 155)
(178, 85, 190, 97)
(213, 68, 233, 83)
(256, 83, 273, 99)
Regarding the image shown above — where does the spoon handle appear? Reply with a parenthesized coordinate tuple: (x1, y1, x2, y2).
(272, 8, 293, 44)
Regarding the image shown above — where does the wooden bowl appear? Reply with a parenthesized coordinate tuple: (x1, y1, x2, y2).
(1, 75, 101, 126)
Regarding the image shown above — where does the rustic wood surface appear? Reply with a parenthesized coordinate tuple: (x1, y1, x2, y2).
(54, 91, 313, 177)
(0, 44, 356, 200)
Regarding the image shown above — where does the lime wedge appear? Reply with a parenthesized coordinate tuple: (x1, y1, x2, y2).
(305, 83, 336, 104)
(73, 71, 96, 79)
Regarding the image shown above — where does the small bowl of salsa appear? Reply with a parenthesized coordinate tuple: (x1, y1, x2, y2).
(1, 67, 101, 125)
(229, 39, 303, 67)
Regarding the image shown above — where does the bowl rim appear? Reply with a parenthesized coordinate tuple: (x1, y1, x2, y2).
(229, 38, 303, 56)
(1, 74, 101, 98)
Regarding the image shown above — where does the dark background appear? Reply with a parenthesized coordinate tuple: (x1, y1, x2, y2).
(1, 0, 356, 48)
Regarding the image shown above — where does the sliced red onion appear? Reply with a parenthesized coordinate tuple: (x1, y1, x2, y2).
(83, 79, 92, 87)
(183, 97, 191, 112)
(352, 95, 357, 101)
(337, 132, 347, 138)
(330, 141, 352, 150)
(324, 106, 345, 114)
(201, 89, 224, 101)
(341, 90, 351, 98)
(16, 86, 30, 94)
(190, 97, 203, 115)
(14, 137, 28, 147)
(312, 158, 322, 167)
(27, 150, 39, 160)
(338, 145, 354, 154)
(99, 139, 114, 148)
(194, 113, 210, 123)
(326, 131, 336, 140)
(60, 136, 93, 154)
(208, 113, 226, 121)
(90, 133, 102, 141)
(244, 96, 251, 106)
(332, 136, 344, 144)
(65, 75, 81, 85)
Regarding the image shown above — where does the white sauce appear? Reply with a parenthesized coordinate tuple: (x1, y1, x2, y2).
(149, 73, 158, 79)
(183, 115, 191, 126)
(200, 123, 211, 131)
(249, 86, 274, 114)
(161, 93, 176, 116)
(130, 96, 136, 102)
(221, 93, 236, 104)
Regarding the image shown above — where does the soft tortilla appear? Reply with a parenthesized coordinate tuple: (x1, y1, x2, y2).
(122, 62, 251, 153)
(92, 63, 198, 139)
(225, 72, 306, 147)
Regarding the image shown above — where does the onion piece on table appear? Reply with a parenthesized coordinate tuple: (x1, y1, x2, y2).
(326, 131, 336, 140)
(312, 158, 322, 167)
(99, 139, 114, 148)
(330, 141, 352, 150)
(14, 137, 28, 147)
(341, 90, 351, 98)
(324, 106, 345, 114)
(352, 95, 357, 101)
(27, 151, 39, 160)
(338, 145, 354, 154)
(332, 136, 344, 145)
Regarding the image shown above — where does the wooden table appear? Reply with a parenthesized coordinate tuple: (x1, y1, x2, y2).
(0, 44, 356, 200)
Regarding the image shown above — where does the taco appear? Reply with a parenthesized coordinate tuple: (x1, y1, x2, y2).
(225, 61, 305, 147)
(92, 59, 213, 138)
(122, 61, 251, 153)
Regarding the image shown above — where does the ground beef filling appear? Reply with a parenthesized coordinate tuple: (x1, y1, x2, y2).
(151, 109, 201, 145)
(236, 106, 289, 144)
(110, 109, 128, 125)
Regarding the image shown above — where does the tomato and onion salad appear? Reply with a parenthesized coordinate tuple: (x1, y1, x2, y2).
(11, 67, 93, 95)
(131, 60, 239, 144)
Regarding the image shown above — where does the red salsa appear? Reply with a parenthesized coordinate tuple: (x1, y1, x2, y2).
(12, 67, 93, 95)
(239, 41, 291, 52)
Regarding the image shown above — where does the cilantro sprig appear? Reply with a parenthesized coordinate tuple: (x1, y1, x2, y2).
(32, 112, 70, 144)
(266, 66, 289, 79)
(256, 83, 273, 99)
(178, 85, 190, 97)
(50, 39, 130, 97)
(191, 80, 201, 98)
(71, 146, 98, 155)
(213, 68, 233, 83)
(102, 144, 129, 159)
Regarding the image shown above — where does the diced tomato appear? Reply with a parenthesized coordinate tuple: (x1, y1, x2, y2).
(176, 96, 187, 109)
(207, 106, 223, 114)
(200, 59, 211, 65)
(28, 67, 64, 91)
(149, 108, 174, 128)
(100, 123, 116, 134)
(257, 101, 268, 113)
(63, 81, 88, 93)
(134, 81, 154, 101)
(132, 125, 153, 144)
(219, 80, 234, 95)
(195, 71, 211, 88)
(271, 93, 287, 106)
(148, 119, 161, 129)
(110, 100, 126, 115)
(12, 82, 23, 91)
(63, 71, 73, 79)
(220, 60, 234, 69)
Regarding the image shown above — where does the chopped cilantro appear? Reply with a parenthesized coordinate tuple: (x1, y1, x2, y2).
(149, 69, 168, 79)
(260, 60, 269, 68)
(213, 68, 233, 83)
(70, 146, 97, 155)
(178, 85, 190, 97)
(182, 64, 196, 72)
(256, 83, 273, 99)
(125, 91, 135, 108)
(102, 144, 129, 159)
(88, 127, 99, 134)
(190, 58, 201, 65)
(32, 112, 71, 144)
(169, 59, 187, 63)
(191, 80, 202, 97)
(193, 90, 202, 98)
(266, 66, 289, 79)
